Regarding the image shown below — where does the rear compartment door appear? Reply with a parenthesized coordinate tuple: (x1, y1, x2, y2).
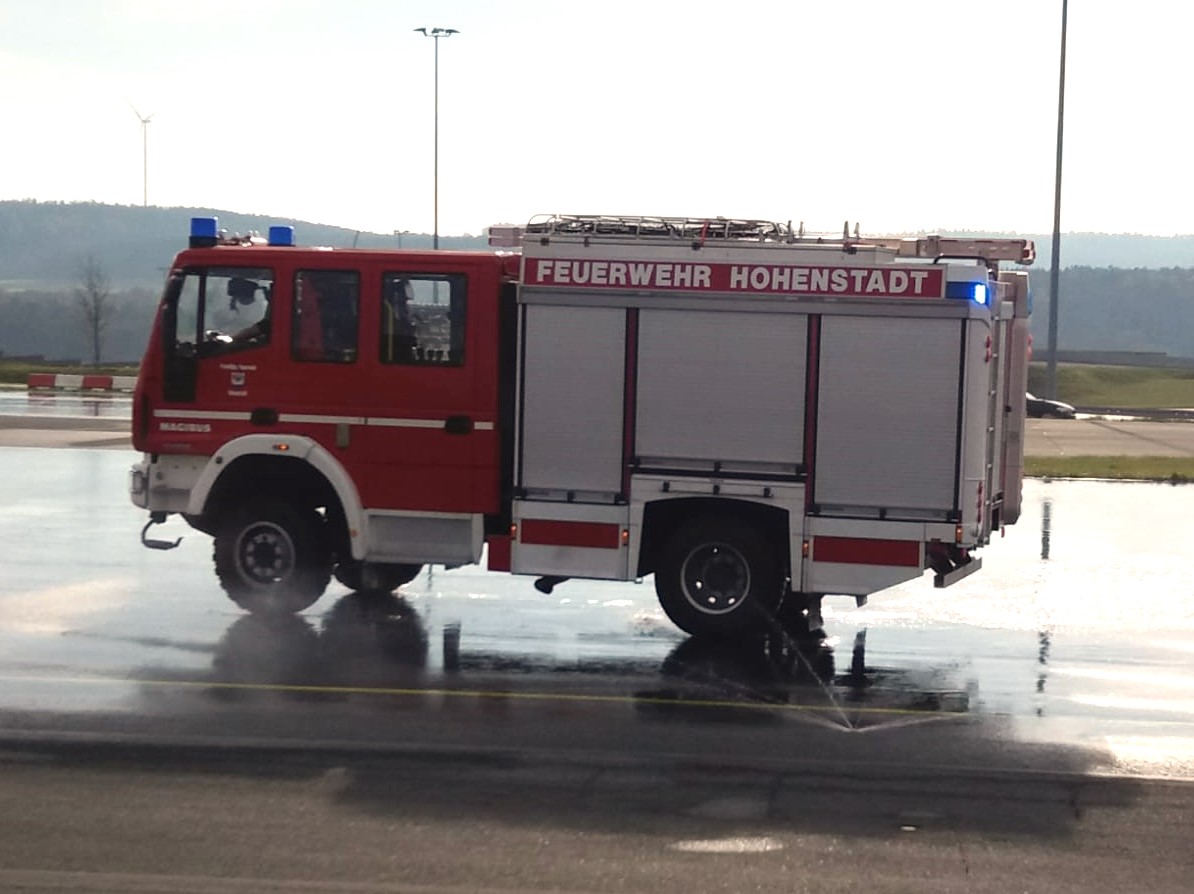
(813, 315, 963, 518)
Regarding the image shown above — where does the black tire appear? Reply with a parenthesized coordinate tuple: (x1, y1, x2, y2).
(654, 515, 784, 638)
(333, 561, 423, 593)
(213, 499, 332, 615)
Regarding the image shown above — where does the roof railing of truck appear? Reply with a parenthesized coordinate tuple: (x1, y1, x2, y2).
(498, 215, 1035, 266)
(523, 214, 793, 242)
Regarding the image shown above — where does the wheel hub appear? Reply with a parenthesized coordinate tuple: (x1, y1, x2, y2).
(238, 522, 295, 585)
(680, 543, 751, 615)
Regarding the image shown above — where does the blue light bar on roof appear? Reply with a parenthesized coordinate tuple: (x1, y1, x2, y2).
(189, 216, 219, 248)
(268, 225, 295, 247)
(946, 280, 989, 306)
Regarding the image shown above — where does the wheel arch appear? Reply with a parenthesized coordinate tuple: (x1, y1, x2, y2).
(187, 434, 367, 561)
(636, 496, 791, 579)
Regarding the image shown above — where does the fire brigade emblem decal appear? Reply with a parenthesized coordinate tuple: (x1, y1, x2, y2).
(218, 362, 254, 396)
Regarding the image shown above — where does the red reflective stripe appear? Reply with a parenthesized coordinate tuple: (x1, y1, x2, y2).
(812, 536, 920, 567)
(520, 520, 621, 550)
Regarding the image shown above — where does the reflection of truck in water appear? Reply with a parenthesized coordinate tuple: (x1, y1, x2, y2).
(130, 214, 1034, 639)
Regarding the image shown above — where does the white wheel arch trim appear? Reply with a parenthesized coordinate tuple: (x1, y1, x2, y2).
(186, 434, 368, 561)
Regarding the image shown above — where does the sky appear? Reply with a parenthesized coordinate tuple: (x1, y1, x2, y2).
(0, 0, 1189, 238)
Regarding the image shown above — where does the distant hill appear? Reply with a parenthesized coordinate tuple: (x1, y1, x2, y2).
(1033, 233, 1194, 271)
(2, 200, 1194, 288)
(0, 200, 485, 289)
(941, 231, 1194, 272)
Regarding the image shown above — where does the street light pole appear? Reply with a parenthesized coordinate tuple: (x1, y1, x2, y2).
(415, 27, 458, 250)
(1046, 0, 1067, 399)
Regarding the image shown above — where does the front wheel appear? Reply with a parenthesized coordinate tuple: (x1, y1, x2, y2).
(654, 516, 784, 638)
(213, 499, 332, 615)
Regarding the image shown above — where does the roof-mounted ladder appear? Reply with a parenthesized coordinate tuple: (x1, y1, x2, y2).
(491, 214, 1035, 266)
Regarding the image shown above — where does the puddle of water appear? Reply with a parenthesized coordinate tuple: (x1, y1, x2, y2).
(0, 392, 132, 419)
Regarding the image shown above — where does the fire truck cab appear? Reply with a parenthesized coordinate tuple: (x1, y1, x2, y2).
(131, 215, 1033, 638)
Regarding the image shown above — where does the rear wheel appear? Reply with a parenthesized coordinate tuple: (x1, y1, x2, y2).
(333, 561, 423, 593)
(213, 499, 332, 615)
(654, 516, 784, 638)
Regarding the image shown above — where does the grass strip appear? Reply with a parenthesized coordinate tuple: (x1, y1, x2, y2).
(1028, 363, 1194, 409)
(1025, 455, 1194, 483)
(0, 360, 139, 386)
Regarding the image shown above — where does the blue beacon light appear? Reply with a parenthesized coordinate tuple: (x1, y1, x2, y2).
(268, 225, 295, 247)
(946, 281, 989, 306)
(189, 216, 219, 248)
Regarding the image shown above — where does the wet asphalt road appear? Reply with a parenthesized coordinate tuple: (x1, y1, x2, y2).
(1, 394, 1193, 891)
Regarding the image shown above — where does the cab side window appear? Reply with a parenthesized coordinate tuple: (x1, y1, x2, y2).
(379, 273, 466, 366)
(292, 270, 359, 363)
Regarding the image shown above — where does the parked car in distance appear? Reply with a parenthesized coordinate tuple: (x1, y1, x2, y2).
(1026, 392, 1077, 419)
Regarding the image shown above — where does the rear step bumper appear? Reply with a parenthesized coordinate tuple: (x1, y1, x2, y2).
(934, 555, 982, 588)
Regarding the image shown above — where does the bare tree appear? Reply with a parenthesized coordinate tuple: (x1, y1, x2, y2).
(75, 255, 112, 365)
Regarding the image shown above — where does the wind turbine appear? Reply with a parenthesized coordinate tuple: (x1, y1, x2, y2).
(129, 103, 155, 207)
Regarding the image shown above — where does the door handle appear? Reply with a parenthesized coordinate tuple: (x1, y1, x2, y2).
(444, 415, 473, 435)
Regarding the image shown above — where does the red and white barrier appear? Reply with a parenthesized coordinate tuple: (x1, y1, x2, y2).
(27, 373, 136, 393)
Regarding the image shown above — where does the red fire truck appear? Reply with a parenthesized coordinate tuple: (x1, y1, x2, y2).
(130, 214, 1034, 638)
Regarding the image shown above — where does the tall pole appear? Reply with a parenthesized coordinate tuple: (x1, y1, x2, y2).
(1046, 0, 1067, 399)
(415, 27, 458, 250)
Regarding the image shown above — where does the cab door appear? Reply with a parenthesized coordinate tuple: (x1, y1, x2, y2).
(148, 262, 281, 456)
(354, 260, 503, 520)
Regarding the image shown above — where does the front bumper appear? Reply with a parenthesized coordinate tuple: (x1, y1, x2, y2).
(128, 454, 208, 514)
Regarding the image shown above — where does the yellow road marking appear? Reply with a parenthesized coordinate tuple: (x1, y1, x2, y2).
(0, 673, 968, 720)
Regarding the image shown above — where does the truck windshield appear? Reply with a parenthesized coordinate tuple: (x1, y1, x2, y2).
(173, 266, 274, 355)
